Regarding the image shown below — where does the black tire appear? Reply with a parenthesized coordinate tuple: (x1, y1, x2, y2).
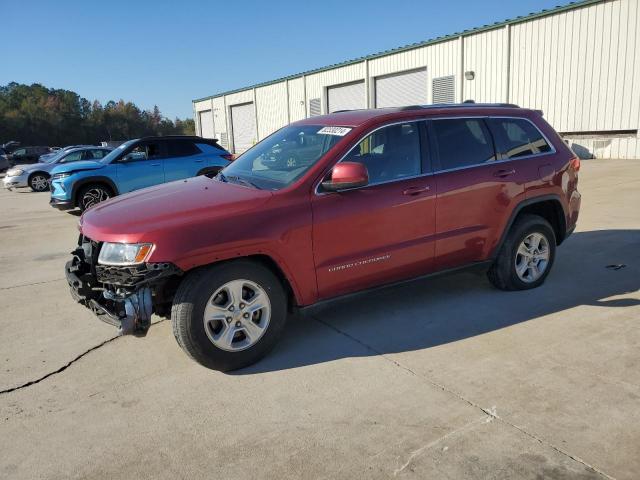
(77, 183, 112, 211)
(487, 214, 556, 291)
(28, 173, 50, 192)
(171, 259, 288, 371)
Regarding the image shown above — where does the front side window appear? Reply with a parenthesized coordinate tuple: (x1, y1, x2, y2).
(432, 118, 495, 170)
(13, 148, 26, 156)
(60, 151, 83, 163)
(220, 125, 343, 190)
(343, 122, 422, 184)
(125, 142, 163, 161)
(488, 118, 552, 159)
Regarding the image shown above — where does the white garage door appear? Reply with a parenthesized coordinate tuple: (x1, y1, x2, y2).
(198, 110, 215, 138)
(230, 103, 257, 154)
(375, 69, 428, 108)
(327, 81, 365, 113)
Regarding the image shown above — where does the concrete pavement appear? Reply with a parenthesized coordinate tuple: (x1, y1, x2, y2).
(0, 159, 638, 479)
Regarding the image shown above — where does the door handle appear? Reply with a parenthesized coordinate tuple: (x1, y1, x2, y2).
(402, 186, 430, 196)
(150, 163, 161, 167)
(194, 159, 204, 163)
(493, 169, 516, 178)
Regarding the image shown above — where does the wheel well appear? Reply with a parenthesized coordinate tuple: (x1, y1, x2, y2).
(515, 200, 566, 244)
(246, 255, 297, 311)
(28, 171, 49, 181)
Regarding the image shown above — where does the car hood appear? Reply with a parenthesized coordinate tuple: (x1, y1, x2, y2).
(51, 160, 104, 175)
(10, 163, 43, 172)
(80, 176, 274, 247)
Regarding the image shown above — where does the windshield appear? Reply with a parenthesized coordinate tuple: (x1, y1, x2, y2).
(42, 150, 66, 163)
(219, 125, 347, 190)
(99, 139, 137, 164)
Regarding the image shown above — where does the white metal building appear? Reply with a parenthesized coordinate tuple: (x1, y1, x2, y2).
(193, 0, 639, 159)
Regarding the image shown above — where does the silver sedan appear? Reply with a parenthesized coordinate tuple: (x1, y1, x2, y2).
(3, 146, 112, 192)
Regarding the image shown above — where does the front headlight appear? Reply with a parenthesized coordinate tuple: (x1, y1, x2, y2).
(98, 242, 154, 266)
(52, 172, 73, 180)
(7, 168, 24, 176)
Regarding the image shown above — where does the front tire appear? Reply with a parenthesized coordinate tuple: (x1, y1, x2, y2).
(171, 260, 288, 371)
(29, 173, 50, 192)
(487, 214, 556, 291)
(77, 184, 112, 211)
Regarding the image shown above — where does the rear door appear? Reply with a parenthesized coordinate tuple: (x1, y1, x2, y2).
(164, 139, 206, 182)
(312, 120, 436, 300)
(115, 140, 166, 192)
(430, 117, 537, 270)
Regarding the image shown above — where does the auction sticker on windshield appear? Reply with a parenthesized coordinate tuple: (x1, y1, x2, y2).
(317, 126, 352, 136)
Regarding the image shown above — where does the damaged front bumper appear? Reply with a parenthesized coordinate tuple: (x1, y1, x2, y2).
(65, 237, 181, 336)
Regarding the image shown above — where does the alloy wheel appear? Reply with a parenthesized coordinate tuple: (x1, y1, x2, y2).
(515, 232, 550, 283)
(81, 188, 110, 209)
(203, 279, 271, 352)
(31, 175, 49, 192)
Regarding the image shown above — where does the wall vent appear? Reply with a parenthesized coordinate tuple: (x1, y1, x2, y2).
(309, 98, 321, 116)
(219, 132, 229, 149)
(432, 75, 456, 104)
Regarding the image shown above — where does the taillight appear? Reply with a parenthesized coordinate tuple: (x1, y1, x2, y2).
(570, 156, 581, 172)
(222, 154, 236, 161)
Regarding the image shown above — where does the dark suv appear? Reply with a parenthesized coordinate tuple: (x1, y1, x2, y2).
(65, 104, 581, 371)
(8, 146, 52, 166)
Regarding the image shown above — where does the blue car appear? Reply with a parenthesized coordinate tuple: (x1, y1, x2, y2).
(49, 136, 232, 211)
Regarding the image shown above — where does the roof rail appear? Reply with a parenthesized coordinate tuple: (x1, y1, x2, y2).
(417, 102, 521, 109)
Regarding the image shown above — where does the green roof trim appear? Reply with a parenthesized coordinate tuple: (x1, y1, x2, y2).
(193, 0, 605, 104)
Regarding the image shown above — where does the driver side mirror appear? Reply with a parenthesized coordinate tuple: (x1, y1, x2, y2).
(321, 162, 369, 192)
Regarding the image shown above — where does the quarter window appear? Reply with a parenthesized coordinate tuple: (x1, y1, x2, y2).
(167, 140, 201, 157)
(344, 122, 422, 184)
(432, 118, 495, 170)
(488, 118, 552, 159)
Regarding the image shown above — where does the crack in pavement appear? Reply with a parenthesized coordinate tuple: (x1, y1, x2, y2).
(310, 315, 616, 480)
(0, 319, 167, 396)
(0, 335, 120, 395)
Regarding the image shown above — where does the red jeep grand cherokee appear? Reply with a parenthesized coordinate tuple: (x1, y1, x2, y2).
(66, 104, 581, 371)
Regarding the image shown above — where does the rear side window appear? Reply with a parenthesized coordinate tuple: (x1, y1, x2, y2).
(167, 140, 201, 157)
(432, 119, 495, 170)
(488, 118, 552, 159)
(344, 122, 422, 184)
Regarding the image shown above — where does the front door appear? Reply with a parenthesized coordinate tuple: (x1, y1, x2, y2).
(312, 121, 436, 300)
(116, 140, 166, 192)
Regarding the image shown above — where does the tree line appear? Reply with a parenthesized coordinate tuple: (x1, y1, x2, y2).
(0, 82, 195, 147)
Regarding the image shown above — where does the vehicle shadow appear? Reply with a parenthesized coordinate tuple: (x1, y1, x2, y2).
(236, 229, 640, 375)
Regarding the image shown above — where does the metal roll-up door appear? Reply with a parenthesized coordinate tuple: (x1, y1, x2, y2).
(327, 81, 365, 113)
(198, 110, 215, 138)
(375, 69, 428, 108)
(230, 103, 257, 154)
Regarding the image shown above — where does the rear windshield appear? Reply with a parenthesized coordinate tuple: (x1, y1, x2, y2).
(219, 125, 347, 190)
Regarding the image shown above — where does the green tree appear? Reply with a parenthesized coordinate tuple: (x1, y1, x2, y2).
(0, 82, 195, 146)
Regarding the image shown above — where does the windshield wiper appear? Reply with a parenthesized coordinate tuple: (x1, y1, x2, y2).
(215, 171, 228, 182)
(225, 175, 261, 189)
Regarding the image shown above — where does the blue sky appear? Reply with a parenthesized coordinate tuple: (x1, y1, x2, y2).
(2, 0, 566, 119)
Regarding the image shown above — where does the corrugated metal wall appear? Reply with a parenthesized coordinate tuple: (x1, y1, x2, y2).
(195, 0, 639, 158)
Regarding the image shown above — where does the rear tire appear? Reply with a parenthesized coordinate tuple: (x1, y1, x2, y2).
(77, 184, 112, 211)
(487, 214, 556, 291)
(29, 173, 50, 192)
(171, 260, 288, 371)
